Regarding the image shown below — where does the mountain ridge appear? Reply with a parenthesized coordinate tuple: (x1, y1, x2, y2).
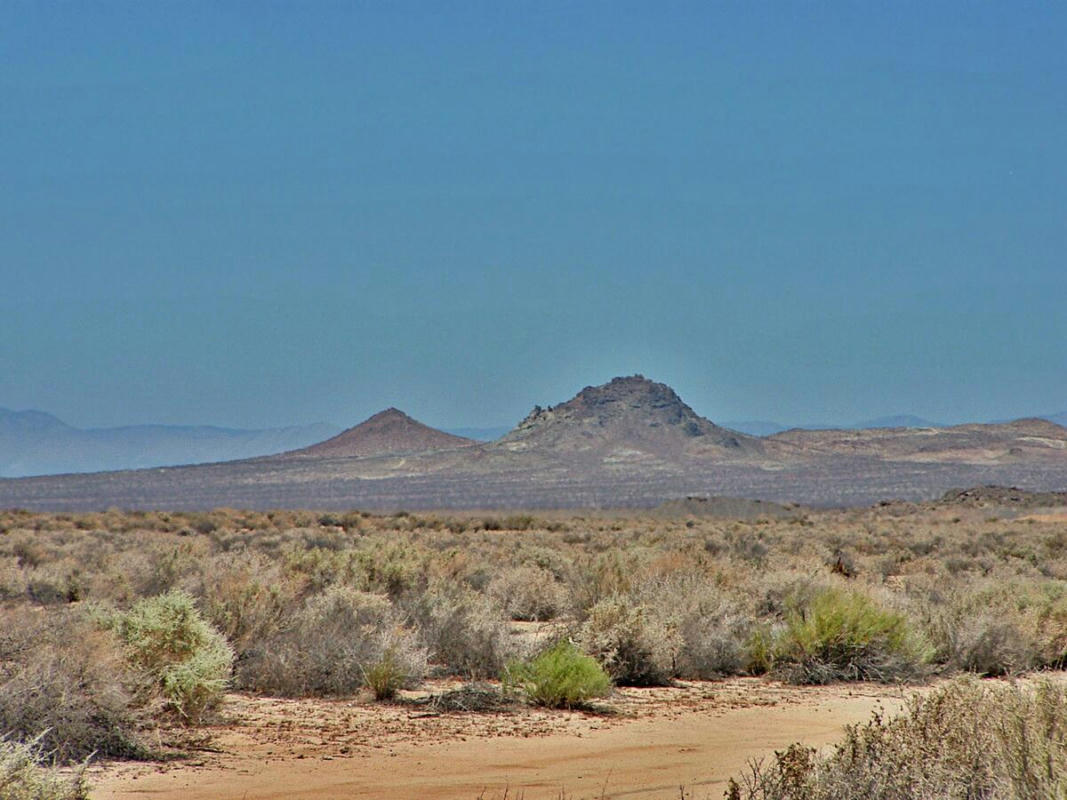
(0, 410, 340, 477)
(3, 380, 1066, 510)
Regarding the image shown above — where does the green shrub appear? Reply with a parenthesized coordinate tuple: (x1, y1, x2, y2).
(772, 586, 930, 683)
(727, 677, 1067, 800)
(0, 735, 89, 800)
(106, 591, 234, 723)
(504, 640, 611, 709)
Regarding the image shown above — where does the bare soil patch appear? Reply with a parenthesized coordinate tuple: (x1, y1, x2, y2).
(89, 678, 912, 800)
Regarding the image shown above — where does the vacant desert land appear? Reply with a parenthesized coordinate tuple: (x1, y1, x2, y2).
(90, 679, 912, 800)
(3, 492, 1067, 799)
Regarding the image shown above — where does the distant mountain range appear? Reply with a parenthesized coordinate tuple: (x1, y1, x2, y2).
(3, 375, 1066, 511)
(723, 413, 1067, 437)
(0, 408, 340, 477)
(3, 390, 1066, 483)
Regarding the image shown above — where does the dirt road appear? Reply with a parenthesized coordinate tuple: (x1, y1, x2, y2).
(90, 680, 909, 800)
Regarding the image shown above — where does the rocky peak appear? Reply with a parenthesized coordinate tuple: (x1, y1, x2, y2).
(500, 375, 757, 454)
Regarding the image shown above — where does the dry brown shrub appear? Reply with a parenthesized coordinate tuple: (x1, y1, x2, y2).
(927, 577, 1067, 675)
(727, 677, 1067, 800)
(579, 595, 681, 686)
(402, 581, 513, 678)
(488, 565, 568, 622)
(0, 608, 149, 762)
(194, 551, 297, 653)
(236, 586, 426, 696)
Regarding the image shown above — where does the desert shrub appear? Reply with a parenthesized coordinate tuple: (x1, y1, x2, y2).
(504, 640, 611, 709)
(0, 735, 89, 800)
(933, 606, 1034, 677)
(0, 555, 27, 601)
(727, 677, 1067, 800)
(361, 625, 429, 701)
(487, 566, 568, 622)
(135, 542, 205, 598)
(0, 609, 147, 762)
(743, 625, 776, 675)
(359, 542, 425, 599)
(403, 583, 513, 678)
(928, 578, 1067, 675)
(280, 544, 362, 593)
(579, 595, 680, 685)
(567, 552, 645, 617)
(671, 583, 753, 678)
(105, 591, 234, 723)
(194, 552, 296, 654)
(236, 586, 426, 697)
(772, 586, 931, 684)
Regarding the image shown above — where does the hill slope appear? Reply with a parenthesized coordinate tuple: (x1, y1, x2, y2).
(288, 408, 475, 459)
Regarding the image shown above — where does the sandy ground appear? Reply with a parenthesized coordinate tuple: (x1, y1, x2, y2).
(89, 678, 914, 800)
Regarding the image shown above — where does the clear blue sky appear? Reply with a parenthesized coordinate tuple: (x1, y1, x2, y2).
(3, 2, 1065, 430)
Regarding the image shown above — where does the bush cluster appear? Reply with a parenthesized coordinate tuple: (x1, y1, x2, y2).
(727, 677, 1067, 800)
(236, 586, 426, 697)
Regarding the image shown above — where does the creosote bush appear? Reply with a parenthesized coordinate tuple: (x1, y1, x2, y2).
(772, 586, 931, 684)
(105, 590, 234, 723)
(504, 640, 612, 709)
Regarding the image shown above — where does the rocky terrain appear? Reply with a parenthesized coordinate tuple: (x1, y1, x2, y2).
(1, 375, 1065, 510)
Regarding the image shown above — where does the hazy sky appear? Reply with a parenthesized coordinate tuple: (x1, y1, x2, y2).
(3, 2, 1065, 430)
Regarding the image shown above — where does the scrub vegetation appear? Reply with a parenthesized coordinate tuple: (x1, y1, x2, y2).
(727, 677, 1067, 800)
(0, 494, 1065, 798)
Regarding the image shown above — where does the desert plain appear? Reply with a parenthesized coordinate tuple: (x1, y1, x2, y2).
(4, 487, 1067, 798)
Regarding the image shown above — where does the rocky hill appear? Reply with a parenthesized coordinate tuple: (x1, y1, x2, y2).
(287, 408, 475, 459)
(494, 375, 760, 460)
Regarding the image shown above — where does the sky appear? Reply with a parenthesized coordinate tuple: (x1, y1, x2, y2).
(3, 2, 1066, 431)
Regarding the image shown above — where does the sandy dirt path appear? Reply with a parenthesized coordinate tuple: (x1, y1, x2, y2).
(90, 680, 910, 800)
